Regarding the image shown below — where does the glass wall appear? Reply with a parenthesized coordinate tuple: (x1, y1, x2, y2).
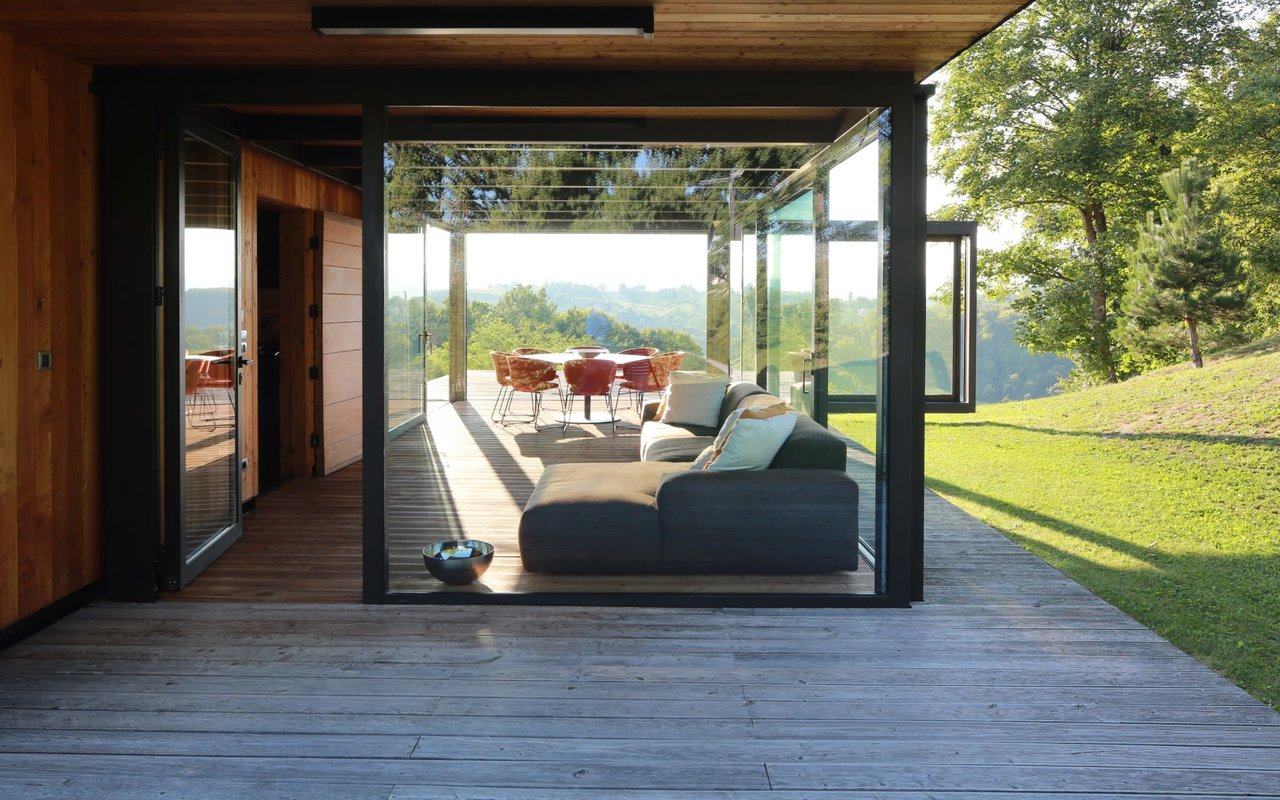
(380, 129, 892, 598)
(824, 113, 890, 566)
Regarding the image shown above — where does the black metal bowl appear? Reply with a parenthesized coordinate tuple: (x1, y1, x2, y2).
(422, 539, 494, 585)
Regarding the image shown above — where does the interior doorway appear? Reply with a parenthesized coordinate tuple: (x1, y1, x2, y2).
(255, 201, 313, 496)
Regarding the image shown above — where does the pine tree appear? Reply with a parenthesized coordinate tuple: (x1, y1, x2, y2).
(1124, 159, 1246, 368)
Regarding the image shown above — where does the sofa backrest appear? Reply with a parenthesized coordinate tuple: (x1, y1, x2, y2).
(719, 382, 772, 427)
(717, 382, 848, 470)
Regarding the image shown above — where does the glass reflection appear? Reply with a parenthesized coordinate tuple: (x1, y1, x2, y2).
(182, 135, 239, 558)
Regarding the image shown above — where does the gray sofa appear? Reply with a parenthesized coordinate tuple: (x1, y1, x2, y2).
(518, 382, 859, 575)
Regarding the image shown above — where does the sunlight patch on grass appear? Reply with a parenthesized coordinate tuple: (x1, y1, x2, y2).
(831, 339, 1280, 710)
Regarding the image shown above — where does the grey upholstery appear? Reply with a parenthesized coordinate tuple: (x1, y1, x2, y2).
(520, 381, 860, 576)
(639, 421, 715, 463)
(771, 415, 849, 470)
(518, 461, 685, 573)
(656, 469, 860, 572)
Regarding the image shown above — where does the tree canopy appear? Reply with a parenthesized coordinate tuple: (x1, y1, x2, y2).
(933, 0, 1250, 382)
(1123, 159, 1248, 367)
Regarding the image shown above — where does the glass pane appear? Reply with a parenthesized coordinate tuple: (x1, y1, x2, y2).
(766, 190, 815, 414)
(424, 225, 450, 404)
(387, 229, 425, 431)
(182, 135, 239, 558)
(925, 240, 957, 396)
(825, 113, 889, 570)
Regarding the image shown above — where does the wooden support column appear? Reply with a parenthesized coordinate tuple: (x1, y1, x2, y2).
(813, 186, 830, 427)
(448, 231, 467, 403)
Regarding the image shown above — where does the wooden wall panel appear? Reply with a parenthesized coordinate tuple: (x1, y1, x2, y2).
(317, 212, 363, 476)
(239, 146, 360, 500)
(0, 32, 100, 632)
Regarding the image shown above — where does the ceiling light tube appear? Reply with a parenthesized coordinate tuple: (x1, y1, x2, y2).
(312, 6, 655, 38)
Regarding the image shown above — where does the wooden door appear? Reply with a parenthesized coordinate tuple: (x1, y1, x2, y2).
(315, 212, 362, 475)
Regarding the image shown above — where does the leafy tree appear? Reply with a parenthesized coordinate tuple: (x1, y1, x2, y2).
(1123, 160, 1247, 368)
(933, 0, 1245, 382)
(1186, 12, 1280, 338)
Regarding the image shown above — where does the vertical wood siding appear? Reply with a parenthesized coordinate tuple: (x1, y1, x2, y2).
(0, 32, 100, 630)
(239, 147, 360, 500)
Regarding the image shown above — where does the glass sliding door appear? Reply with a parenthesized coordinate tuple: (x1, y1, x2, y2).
(163, 124, 244, 589)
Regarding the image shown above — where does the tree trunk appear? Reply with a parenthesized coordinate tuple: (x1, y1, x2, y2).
(1081, 202, 1117, 383)
(1186, 316, 1203, 368)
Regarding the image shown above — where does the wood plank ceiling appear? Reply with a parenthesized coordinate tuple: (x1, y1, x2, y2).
(0, 1, 1028, 79)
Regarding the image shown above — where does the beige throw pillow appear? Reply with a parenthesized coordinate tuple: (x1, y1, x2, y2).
(659, 371, 728, 428)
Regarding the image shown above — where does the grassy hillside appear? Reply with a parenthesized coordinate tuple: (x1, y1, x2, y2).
(832, 338, 1280, 709)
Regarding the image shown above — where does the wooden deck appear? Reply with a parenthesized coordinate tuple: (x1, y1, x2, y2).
(181, 370, 873, 599)
(3, 494, 1279, 797)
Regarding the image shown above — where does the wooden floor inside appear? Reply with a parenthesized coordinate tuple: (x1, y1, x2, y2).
(181, 371, 874, 600)
(4, 496, 1278, 798)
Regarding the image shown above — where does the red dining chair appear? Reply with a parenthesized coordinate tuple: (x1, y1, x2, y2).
(200, 349, 236, 414)
(506, 354, 560, 425)
(614, 346, 660, 381)
(184, 358, 215, 428)
(561, 358, 618, 435)
(488, 351, 514, 423)
(512, 347, 558, 383)
(616, 352, 679, 412)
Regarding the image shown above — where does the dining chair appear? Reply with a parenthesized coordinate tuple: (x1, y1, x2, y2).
(506, 354, 560, 426)
(618, 347, 659, 356)
(561, 358, 619, 435)
(184, 358, 215, 428)
(512, 347, 558, 383)
(199, 349, 236, 410)
(616, 352, 678, 412)
(488, 351, 514, 423)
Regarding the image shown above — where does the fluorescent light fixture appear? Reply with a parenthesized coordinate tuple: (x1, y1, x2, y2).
(312, 6, 655, 38)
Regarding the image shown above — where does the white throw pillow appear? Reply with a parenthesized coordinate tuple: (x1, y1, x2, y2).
(698, 403, 798, 471)
(659, 371, 728, 428)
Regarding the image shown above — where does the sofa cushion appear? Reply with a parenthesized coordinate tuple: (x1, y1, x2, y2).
(641, 421, 716, 463)
(519, 461, 686, 573)
(769, 414, 849, 470)
(660, 371, 728, 428)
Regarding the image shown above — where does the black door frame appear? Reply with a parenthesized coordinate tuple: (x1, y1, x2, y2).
(96, 69, 929, 607)
(160, 115, 245, 590)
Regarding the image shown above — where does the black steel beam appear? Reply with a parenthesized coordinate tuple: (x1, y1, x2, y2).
(228, 113, 839, 147)
(388, 116, 839, 145)
(238, 114, 362, 142)
(91, 68, 914, 109)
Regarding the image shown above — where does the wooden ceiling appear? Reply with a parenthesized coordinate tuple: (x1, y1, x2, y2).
(0, 1, 1029, 79)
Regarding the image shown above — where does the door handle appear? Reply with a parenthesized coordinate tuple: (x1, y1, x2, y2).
(238, 356, 254, 368)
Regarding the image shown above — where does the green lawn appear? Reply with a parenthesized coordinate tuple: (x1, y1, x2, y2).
(831, 338, 1280, 709)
